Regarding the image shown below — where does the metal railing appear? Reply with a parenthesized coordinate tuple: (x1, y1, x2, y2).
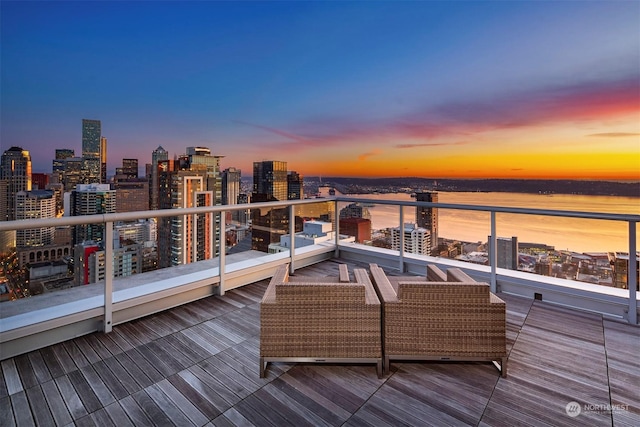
(0, 196, 638, 359)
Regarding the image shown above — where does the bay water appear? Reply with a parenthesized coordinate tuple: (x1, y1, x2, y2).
(345, 192, 639, 254)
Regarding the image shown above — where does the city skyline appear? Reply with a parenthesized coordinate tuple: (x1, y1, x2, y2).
(2, 1, 639, 180)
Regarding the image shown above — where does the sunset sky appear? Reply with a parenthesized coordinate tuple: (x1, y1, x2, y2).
(2, 1, 639, 180)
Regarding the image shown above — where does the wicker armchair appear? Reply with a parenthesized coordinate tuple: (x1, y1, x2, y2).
(260, 263, 382, 378)
(369, 263, 507, 377)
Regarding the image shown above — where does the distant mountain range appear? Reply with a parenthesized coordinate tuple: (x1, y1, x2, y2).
(305, 177, 640, 197)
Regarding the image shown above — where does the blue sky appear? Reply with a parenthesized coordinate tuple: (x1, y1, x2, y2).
(2, 1, 639, 179)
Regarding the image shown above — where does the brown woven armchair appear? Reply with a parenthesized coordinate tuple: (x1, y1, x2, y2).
(260, 263, 383, 378)
(369, 263, 507, 377)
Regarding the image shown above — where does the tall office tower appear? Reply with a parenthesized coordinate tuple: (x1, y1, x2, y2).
(82, 119, 101, 183)
(149, 146, 168, 210)
(46, 183, 65, 217)
(15, 190, 56, 247)
(222, 167, 243, 223)
(391, 223, 431, 255)
(0, 146, 32, 221)
(114, 158, 147, 212)
(156, 158, 215, 268)
(253, 160, 288, 201)
(119, 158, 138, 179)
(184, 147, 223, 205)
(0, 147, 32, 251)
(100, 136, 107, 183)
(251, 160, 293, 252)
(70, 183, 116, 244)
(114, 178, 149, 213)
(222, 167, 241, 205)
(53, 149, 74, 184)
(62, 157, 87, 191)
(415, 191, 438, 252)
(287, 171, 303, 200)
(490, 236, 519, 270)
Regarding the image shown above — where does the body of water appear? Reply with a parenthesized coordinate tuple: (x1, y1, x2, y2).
(345, 192, 639, 254)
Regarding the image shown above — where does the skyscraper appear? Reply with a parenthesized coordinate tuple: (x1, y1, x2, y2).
(253, 160, 287, 201)
(15, 190, 56, 248)
(251, 160, 300, 252)
(70, 183, 116, 244)
(0, 146, 32, 222)
(52, 148, 74, 184)
(100, 136, 107, 183)
(287, 171, 303, 200)
(82, 119, 101, 183)
(156, 147, 221, 268)
(149, 146, 168, 210)
(415, 191, 438, 252)
(0, 147, 32, 251)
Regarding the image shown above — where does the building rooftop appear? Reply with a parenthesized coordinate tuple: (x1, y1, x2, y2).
(1, 258, 638, 426)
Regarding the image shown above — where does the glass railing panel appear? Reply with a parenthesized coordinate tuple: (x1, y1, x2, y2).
(490, 211, 637, 293)
(244, 205, 291, 258)
(292, 200, 337, 253)
(338, 195, 403, 250)
(435, 207, 492, 264)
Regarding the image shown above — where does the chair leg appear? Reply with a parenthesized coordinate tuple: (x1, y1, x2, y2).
(384, 355, 390, 375)
(259, 358, 266, 378)
(376, 360, 383, 378)
(501, 357, 507, 378)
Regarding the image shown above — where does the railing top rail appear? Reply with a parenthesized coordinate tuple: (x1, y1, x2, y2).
(1, 195, 638, 232)
(335, 196, 640, 222)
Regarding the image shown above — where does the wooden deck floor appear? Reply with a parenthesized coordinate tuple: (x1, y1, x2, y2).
(1, 259, 638, 426)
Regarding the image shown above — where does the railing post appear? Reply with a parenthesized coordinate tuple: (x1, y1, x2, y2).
(192, 212, 197, 264)
(289, 204, 296, 274)
(628, 221, 637, 324)
(490, 211, 497, 293)
(219, 211, 226, 296)
(399, 206, 405, 273)
(104, 220, 113, 333)
(335, 200, 340, 258)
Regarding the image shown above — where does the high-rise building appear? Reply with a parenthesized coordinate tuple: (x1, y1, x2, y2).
(222, 167, 241, 205)
(61, 157, 87, 191)
(118, 158, 138, 179)
(53, 149, 74, 184)
(70, 183, 116, 244)
(82, 119, 101, 183)
(1, 146, 32, 222)
(391, 223, 431, 255)
(15, 190, 56, 248)
(156, 149, 221, 268)
(287, 171, 303, 200)
(222, 167, 244, 223)
(491, 236, 519, 270)
(0, 146, 32, 251)
(415, 191, 438, 252)
(100, 136, 108, 183)
(114, 158, 148, 213)
(149, 146, 168, 210)
(253, 160, 287, 201)
(251, 160, 297, 252)
(114, 179, 149, 213)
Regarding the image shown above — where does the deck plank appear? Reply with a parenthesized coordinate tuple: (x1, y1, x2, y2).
(1, 258, 637, 427)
